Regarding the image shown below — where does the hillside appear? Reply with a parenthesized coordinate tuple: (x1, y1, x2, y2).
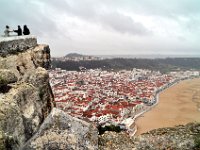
(99, 122, 200, 150)
(52, 57, 200, 73)
(65, 53, 84, 57)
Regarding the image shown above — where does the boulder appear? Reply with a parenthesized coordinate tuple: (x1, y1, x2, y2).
(98, 131, 136, 150)
(0, 44, 51, 79)
(0, 69, 17, 87)
(23, 108, 98, 150)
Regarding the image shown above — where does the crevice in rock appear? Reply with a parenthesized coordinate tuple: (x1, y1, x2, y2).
(16, 66, 20, 73)
(0, 85, 12, 93)
(22, 116, 34, 142)
(16, 66, 25, 76)
(31, 56, 37, 69)
(5, 136, 19, 150)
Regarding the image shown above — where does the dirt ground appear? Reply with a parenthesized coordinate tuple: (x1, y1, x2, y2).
(135, 78, 200, 135)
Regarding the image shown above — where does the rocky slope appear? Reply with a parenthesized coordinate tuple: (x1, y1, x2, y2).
(99, 122, 200, 150)
(134, 122, 200, 150)
(23, 108, 98, 150)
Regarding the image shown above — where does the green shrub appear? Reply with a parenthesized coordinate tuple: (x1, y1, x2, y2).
(194, 134, 200, 148)
(98, 125, 122, 135)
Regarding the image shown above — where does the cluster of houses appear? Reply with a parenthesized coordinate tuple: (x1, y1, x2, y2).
(49, 68, 199, 133)
(52, 55, 101, 62)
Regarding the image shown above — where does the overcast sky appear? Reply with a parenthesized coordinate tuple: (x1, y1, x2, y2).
(1, 0, 200, 56)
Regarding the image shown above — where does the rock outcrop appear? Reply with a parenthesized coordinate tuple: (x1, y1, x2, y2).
(0, 36, 37, 56)
(99, 122, 200, 150)
(0, 69, 17, 88)
(0, 36, 54, 149)
(23, 108, 98, 150)
(0, 36, 99, 150)
(99, 131, 136, 150)
(134, 122, 200, 150)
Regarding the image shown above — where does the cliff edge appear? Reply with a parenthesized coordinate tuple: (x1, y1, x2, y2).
(0, 36, 54, 149)
(0, 36, 98, 150)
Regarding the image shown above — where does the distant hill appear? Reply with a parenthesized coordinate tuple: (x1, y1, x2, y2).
(65, 53, 84, 57)
(51, 57, 200, 73)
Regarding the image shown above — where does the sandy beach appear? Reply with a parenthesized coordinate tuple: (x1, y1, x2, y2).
(135, 78, 200, 135)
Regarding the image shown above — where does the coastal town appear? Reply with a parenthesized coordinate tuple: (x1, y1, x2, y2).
(49, 68, 199, 135)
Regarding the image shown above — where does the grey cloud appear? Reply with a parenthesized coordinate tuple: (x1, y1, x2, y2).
(98, 12, 151, 35)
(42, 0, 70, 12)
(184, 17, 200, 32)
(67, 1, 97, 19)
(102, 0, 200, 17)
(1, 0, 200, 56)
(48, 0, 151, 36)
(39, 0, 150, 35)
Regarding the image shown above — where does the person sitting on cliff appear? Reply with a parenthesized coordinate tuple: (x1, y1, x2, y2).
(13, 25, 22, 36)
(23, 25, 30, 35)
(4, 25, 13, 37)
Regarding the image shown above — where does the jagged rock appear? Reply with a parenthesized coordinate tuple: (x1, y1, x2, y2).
(98, 123, 200, 150)
(0, 36, 99, 149)
(0, 69, 17, 87)
(0, 131, 6, 150)
(0, 131, 19, 150)
(0, 36, 37, 56)
(0, 82, 53, 149)
(31, 44, 51, 69)
(0, 36, 54, 149)
(22, 108, 98, 150)
(134, 123, 200, 150)
(98, 131, 136, 150)
(0, 44, 51, 80)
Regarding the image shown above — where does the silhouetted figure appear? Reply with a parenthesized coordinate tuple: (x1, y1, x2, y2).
(4, 25, 12, 37)
(13, 25, 22, 36)
(23, 25, 30, 35)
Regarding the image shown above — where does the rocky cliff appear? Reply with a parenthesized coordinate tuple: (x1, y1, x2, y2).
(0, 36, 99, 150)
(0, 36, 54, 149)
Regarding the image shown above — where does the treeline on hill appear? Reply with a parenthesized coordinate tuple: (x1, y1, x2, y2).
(51, 58, 200, 73)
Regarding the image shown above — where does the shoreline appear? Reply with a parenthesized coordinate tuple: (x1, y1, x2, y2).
(133, 77, 200, 135)
(129, 94, 159, 136)
(129, 78, 181, 136)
